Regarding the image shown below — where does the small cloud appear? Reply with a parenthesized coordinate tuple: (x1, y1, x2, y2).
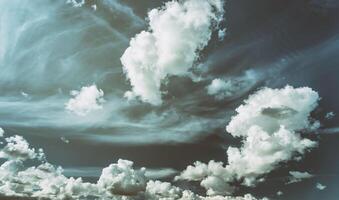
(325, 111, 335, 120)
(287, 171, 314, 184)
(65, 84, 105, 116)
(66, 0, 85, 8)
(60, 137, 70, 144)
(218, 28, 226, 41)
(0, 128, 4, 137)
(316, 182, 326, 190)
(91, 4, 97, 11)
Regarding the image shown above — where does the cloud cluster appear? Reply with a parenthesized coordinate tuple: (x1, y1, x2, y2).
(65, 84, 105, 116)
(177, 86, 320, 195)
(121, 0, 224, 105)
(0, 128, 263, 200)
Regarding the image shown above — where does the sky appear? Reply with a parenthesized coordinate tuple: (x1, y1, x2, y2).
(0, 0, 339, 199)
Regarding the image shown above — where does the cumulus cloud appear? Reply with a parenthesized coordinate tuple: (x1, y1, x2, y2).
(287, 171, 314, 184)
(177, 86, 320, 195)
(97, 159, 147, 196)
(0, 135, 44, 161)
(65, 84, 105, 116)
(121, 0, 224, 105)
(0, 128, 263, 200)
(145, 180, 262, 200)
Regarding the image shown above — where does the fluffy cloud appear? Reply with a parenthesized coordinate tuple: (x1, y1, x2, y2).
(287, 171, 314, 184)
(65, 84, 105, 116)
(175, 160, 235, 196)
(0, 128, 263, 200)
(121, 0, 224, 105)
(97, 159, 147, 195)
(0, 135, 44, 161)
(177, 86, 320, 195)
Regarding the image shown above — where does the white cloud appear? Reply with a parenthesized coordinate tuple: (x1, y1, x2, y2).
(0, 135, 42, 161)
(206, 71, 258, 100)
(316, 182, 326, 190)
(287, 171, 313, 184)
(175, 160, 235, 195)
(177, 86, 320, 195)
(97, 159, 147, 195)
(0, 129, 265, 200)
(0, 128, 4, 137)
(66, 0, 85, 8)
(121, 0, 224, 105)
(65, 84, 105, 116)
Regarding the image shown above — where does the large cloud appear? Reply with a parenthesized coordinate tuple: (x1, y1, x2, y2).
(121, 0, 224, 105)
(177, 86, 320, 195)
(0, 128, 263, 200)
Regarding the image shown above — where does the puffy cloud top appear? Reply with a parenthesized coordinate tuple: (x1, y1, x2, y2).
(121, 0, 224, 105)
(65, 84, 105, 116)
(97, 159, 147, 195)
(177, 86, 320, 195)
(0, 128, 263, 200)
(0, 135, 41, 161)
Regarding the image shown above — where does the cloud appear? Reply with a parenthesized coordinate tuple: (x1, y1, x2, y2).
(315, 182, 326, 190)
(287, 171, 314, 184)
(0, 135, 44, 161)
(206, 70, 259, 100)
(65, 85, 105, 116)
(325, 111, 335, 120)
(0, 128, 4, 137)
(0, 128, 265, 200)
(97, 159, 147, 196)
(121, 0, 224, 105)
(177, 86, 320, 195)
(66, 0, 86, 8)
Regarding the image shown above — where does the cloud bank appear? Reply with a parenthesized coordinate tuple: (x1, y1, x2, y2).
(0, 129, 262, 200)
(121, 0, 224, 105)
(177, 86, 320, 195)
